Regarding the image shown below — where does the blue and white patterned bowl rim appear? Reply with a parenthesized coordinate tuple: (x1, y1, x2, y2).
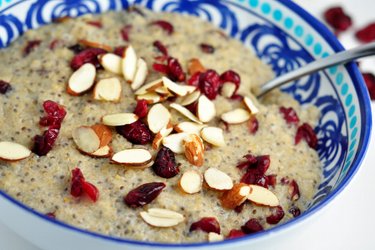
(0, 0, 372, 247)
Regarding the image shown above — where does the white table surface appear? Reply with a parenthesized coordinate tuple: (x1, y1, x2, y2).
(1, 0, 374, 249)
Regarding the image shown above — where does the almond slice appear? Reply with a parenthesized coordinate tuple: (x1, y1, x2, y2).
(147, 104, 171, 134)
(122, 45, 137, 82)
(187, 58, 205, 75)
(181, 85, 197, 94)
(67, 63, 96, 95)
(247, 185, 280, 207)
(72, 126, 101, 154)
(88, 145, 112, 158)
(140, 208, 184, 228)
(183, 134, 204, 166)
(169, 103, 202, 124)
(220, 82, 236, 98)
(131, 58, 148, 90)
(93, 77, 122, 102)
(179, 170, 203, 194)
(208, 232, 224, 242)
(162, 77, 188, 96)
(221, 108, 251, 124)
(243, 96, 259, 114)
(0, 141, 31, 161)
(220, 183, 251, 209)
(111, 148, 152, 166)
(154, 86, 172, 96)
(204, 167, 233, 190)
(174, 122, 207, 135)
(180, 90, 200, 106)
(152, 124, 173, 150)
(200, 127, 225, 147)
(197, 95, 216, 123)
(78, 39, 112, 52)
(162, 132, 189, 154)
(98, 53, 122, 74)
(136, 92, 163, 104)
(91, 124, 112, 147)
(102, 113, 138, 126)
(134, 78, 164, 95)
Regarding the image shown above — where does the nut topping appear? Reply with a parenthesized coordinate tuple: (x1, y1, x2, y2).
(140, 208, 184, 228)
(147, 103, 171, 134)
(220, 183, 251, 209)
(72, 126, 101, 154)
(200, 127, 225, 147)
(183, 134, 205, 166)
(179, 170, 203, 194)
(0, 141, 32, 162)
(102, 113, 138, 126)
(98, 53, 122, 74)
(111, 148, 152, 167)
(204, 167, 233, 190)
(221, 108, 251, 124)
(67, 63, 96, 96)
(93, 77, 122, 102)
(247, 184, 280, 207)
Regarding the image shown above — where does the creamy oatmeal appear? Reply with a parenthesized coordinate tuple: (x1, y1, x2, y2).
(0, 7, 321, 243)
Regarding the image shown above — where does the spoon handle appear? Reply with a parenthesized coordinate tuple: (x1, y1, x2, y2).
(257, 41, 375, 97)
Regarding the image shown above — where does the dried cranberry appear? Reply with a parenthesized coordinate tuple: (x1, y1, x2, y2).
(70, 48, 107, 70)
(190, 217, 220, 234)
(363, 72, 375, 99)
(185, 101, 198, 114)
(153, 57, 185, 82)
(153, 63, 169, 74)
(116, 120, 152, 145)
(187, 72, 201, 87)
(45, 212, 56, 219)
(23, 40, 41, 56)
(149, 20, 174, 35)
(200, 43, 215, 54)
(153, 40, 168, 56)
(289, 205, 301, 217)
(279, 107, 300, 125)
(70, 168, 85, 197)
(68, 44, 84, 54)
(280, 177, 290, 185)
(199, 69, 221, 100)
(234, 202, 246, 213)
(114, 46, 126, 57)
(237, 153, 258, 170)
(86, 21, 102, 28)
(220, 70, 241, 96)
(295, 123, 318, 149)
(227, 229, 246, 239)
(124, 182, 166, 208)
(152, 146, 179, 178)
(288, 180, 300, 201)
(248, 116, 259, 134)
(0, 80, 12, 94)
(239, 154, 271, 188)
(32, 126, 59, 156)
(39, 100, 67, 128)
(230, 94, 244, 101)
(266, 206, 285, 224)
(134, 99, 148, 118)
(121, 24, 132, 42)
(49, 39, 61, 50)
(356, 23, 375, 43)
(82, 181, 99, 202)
(241, 218, 264, 234)
(265, 174, 277, 187)
(324, 7, 352, 32)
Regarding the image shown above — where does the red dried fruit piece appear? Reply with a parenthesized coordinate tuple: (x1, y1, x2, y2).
(70, 168, 85, 197)
(68, 44, 84, 54)
(0, 80, 12, 94)
(124, 182, 166, 208)
(190, 217, 221, 234)
(23, 40, 41, 56)
(86, 21, 102, 28)
(363, 72, 375, 100)
(121, 24, 132, 42)
(265, 174, 277, 187)
(39, 100, 67, 128)
(234, 202, 246, 213)
(199, 69, 221, 100)
(153, 40, 168, 56)
(113, 46, 126, 57)
(288, 179, 300, 201)
(266, 206, 285, 224)
(134, 99, 148, 118)
(227, 229, 246, 239)
(45, 212, 56, 219)
(185, 101, 198, 114)
(153, 62, 169, 74)
(116, 120, 153, 145)
(279, 107, 300, 125)
(230, 94, 244, 101)
(239, 154, 271, 188)
(150, 20, 174, 35)
(295, 123, 318, 149)
(356, 23, 375, 43)
(83, 181, 99, 202)
(220, 70, 241, 94)
(237, 153, 258, 170)
(241, 218, 264, 234)
(167, 57, 185, 82)
(324, 7, 352, 32)
(289, 205, 301, 217)
(200, 43, 215, 54)
(248, 116, 259, 134)
(32, 126, 59, 156)
(49, 39, 62, 50)
(187, 72, 201, 87)
(70, 47, 107, 70)
(152, 146, 179, 178)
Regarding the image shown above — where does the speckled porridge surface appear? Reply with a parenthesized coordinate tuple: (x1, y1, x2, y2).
(0, 7, 321, 243)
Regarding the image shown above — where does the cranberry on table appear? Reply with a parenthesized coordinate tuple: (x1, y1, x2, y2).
(323, 7, 352, 33)
(355, 23, 375, 43)
(362, 72, 375, 100)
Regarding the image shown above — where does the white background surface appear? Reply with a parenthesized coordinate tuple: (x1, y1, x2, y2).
(1, 0, 374, 249)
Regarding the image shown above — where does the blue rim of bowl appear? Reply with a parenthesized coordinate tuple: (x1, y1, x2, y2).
(0, 0, 372, 247)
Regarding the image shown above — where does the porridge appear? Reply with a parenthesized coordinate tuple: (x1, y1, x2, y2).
(0, 7, 321, 243)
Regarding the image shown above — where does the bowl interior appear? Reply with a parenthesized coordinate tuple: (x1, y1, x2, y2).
(0, 0, 372, 247)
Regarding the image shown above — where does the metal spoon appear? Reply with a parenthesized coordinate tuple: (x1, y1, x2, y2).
(256, 41, 375, 97)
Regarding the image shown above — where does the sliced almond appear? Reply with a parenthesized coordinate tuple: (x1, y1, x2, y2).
(136, 92, 163, 104)
(162, 132, 189, 154)
(152, 124, 173, 150)
(135, 78, 164, 95)
(102, 113, 138, 126)
(204, 167, 233, 190)
(72, 126, 101, 154)
(122, 45, 137, 82)
(162, 77, 188, 96)
(220, 183, 251, 209)
(78, 39, 112, 52)
(221, 108, 251, 124)
(181, 85, 197, 94)
(98, 53, 122, 74)
(0, 141, 31, 161)
(169, 103, 202, 124)
(243, 96, 259, 115)
(87, 145, 112, 158)
(154, 86, 173, 97)
(183, 134, 204, 166)
(131, 58, 148, 90)
(174, 122, 207, 135)
(67, 63, 96, 95)
(200, 127, 225, 147)
(147, 104, 171, 134)
(247, 185, 280, 207)
(111, 148, 152, 166)
(91, 124, 112, 147)
(220, 82, 236, 98)
(93, 77, 122, 102)
(208, 232, 224, 242)
(180, 90, 200, 106)
(179, 170, 203, 194)
(140, 208, 184, 228)
(197, 95, 216, 123)
(187, 58, 206, 75)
